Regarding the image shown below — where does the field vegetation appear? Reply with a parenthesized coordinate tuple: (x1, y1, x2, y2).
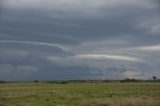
(0, 82, 160, 106)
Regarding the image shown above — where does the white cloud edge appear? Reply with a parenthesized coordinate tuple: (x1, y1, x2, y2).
(0, 40, 67, 51)
(47, 53, 143, 63)
(125, 45, 160, 51)
(74, 54, 142, 62)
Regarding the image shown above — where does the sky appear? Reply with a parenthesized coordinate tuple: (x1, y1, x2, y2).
(0, 0, 160, 81)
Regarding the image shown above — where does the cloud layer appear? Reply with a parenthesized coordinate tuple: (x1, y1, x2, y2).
(0, 0, 160, 81)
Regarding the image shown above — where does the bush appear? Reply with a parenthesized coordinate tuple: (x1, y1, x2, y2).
(0, 81, 5, 83)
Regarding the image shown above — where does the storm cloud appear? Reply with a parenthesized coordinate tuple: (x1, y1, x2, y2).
(0, 0, 160, 81)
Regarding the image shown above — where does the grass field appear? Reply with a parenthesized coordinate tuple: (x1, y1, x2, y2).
(0, 83, 160, 106)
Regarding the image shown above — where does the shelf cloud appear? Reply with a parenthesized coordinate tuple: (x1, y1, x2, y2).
(0, 0, 160, 80)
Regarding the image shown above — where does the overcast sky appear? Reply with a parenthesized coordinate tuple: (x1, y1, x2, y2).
(0, 0, 160, 81)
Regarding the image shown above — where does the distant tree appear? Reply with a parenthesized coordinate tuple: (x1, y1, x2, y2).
(152, 76, 157, 81)
(59, 81, 68, 84)
(0, 80, 5, 83)
(120, 78, 138, 83)
(34, 80, 39, 83)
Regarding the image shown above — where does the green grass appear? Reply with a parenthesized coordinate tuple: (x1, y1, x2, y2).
(0, 83, 160, 106)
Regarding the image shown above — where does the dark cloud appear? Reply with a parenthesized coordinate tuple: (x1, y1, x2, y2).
(0, 64, 38, 81)
(0, 0, 4, 13)
(153, 0, 160, 9)
(0, 0, 160, 80)
(0, 41, 71, 56)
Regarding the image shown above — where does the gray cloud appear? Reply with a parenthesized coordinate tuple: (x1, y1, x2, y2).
(0, 0, 160, 80)
(0, 64, 38, 81)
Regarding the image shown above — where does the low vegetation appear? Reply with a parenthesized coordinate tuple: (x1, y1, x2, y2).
(0, 83, 160, 106)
